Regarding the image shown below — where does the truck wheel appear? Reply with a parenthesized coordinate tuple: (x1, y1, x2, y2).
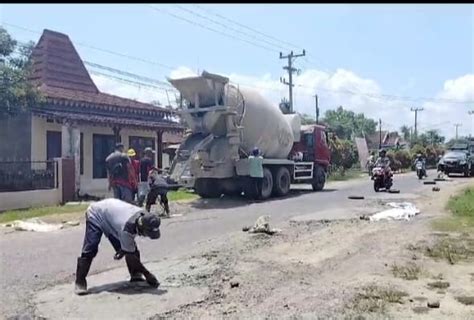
(273, 167, 291, 197)
(194, 179, 222, 198)
(259, 168, 274, 200)
(312, 166, 326, 191)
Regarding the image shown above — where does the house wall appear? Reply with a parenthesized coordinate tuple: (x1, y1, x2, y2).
(30, 116, 170, 197)
(31, 116, 62, 161)
(0, 157, 63, 211)
(0, 112, 32, 162)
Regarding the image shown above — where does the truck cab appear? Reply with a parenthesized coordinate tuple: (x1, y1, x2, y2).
(297, 125, 331, 166)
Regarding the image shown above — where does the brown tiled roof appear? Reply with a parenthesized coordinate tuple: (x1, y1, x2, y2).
(385, 132, 401, 146)
(29, 29, 173, 115)
(29, 29, 99, 93)
(366, 131, 388, 148)
(33, 109, 182, 132)
(40, 85, 171, 113)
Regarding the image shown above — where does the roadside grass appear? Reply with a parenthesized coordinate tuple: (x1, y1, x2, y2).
(0, 204, 89, 224)
(427, 281, 450, 290)
(168, 189, 199, 202)
(424, 187, 474, 264)
(328, 169, 364, 182)
(432, 187, 474, 233)
(0, 190, 197, 224)
(347, 285, 408, 314)
(455, 296, 474, 306)
(424, 236, 474, 265)
(391, 262, 427, 280)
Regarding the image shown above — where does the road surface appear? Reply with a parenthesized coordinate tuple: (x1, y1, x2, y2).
(0, 171, 441, 317)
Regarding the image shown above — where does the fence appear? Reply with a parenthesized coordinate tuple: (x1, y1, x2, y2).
(0, 160, 58, 192)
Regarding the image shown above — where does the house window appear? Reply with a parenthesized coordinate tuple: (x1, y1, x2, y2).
(129, 136, 155, 159)
(80, 133, 84, 175)
(92, 134, 115, 179)
(46, 131, 62, 160)
(46, 131, 62, 170)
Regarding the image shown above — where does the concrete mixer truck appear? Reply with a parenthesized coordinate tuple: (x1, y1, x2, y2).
(168, 71, 331, 200)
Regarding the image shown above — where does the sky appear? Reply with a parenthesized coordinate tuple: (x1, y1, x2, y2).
(2, 4, 473, 139)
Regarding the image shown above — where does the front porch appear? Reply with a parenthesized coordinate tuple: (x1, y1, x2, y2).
(31, 113, 181, 198)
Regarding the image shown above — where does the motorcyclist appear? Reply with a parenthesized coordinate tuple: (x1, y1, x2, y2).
(374, 149, 392, 178)
(414, 153, 428, 177)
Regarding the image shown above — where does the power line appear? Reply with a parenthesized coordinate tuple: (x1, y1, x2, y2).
(4, 22, 176, 71)
(145, 5, 279, 53)
(84, 61, 174, 88)
(88, 70, 176, 93)
(192, 4, 301, 51)
(7, 22, 474, 106)
(173, 4, 288, 52)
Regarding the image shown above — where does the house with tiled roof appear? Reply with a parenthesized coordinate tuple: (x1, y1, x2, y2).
(0, 29, 183, 198)
(365, 131, 407, 151)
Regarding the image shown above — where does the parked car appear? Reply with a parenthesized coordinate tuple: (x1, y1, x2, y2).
(438, 150, 473, 177)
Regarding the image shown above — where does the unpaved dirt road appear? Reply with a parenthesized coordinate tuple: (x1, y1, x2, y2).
(1, 172, 473, 319)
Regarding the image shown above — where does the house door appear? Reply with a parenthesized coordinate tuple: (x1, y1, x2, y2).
(46, 131, 62, 160)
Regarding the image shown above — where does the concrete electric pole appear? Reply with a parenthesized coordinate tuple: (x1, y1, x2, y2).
(454, 123, 462, 140)
(379, 118, 382, 149)
(411, 107, 424, 138)
(314, 94, 319, 124)
(280, 50, 305, 113)
(469, 110, 474, 137)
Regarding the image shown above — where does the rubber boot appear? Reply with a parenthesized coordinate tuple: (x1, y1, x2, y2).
(75, 257, 92, 295)
(161, 198, 170, 216)
(126, 251, 146, 282)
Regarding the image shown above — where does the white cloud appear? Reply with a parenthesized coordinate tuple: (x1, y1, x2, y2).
(420, 74, 474, 139)
(91, 67, 473, 140)
(168, 66, 198, 79)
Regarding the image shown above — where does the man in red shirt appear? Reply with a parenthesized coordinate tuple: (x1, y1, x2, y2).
(105, 143, 136, 203)
(128, 148, 140, 203)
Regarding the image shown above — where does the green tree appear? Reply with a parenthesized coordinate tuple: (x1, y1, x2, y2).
(322, 106, 377, 140)
(400, 125, 411, 142)
(328, 133, 357, 175)
(298, 112, 316, 125)
(0, 27, 41, 118)
(414, 129, 445, 147)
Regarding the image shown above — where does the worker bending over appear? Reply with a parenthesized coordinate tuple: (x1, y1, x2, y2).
(75, 198, 161, 295)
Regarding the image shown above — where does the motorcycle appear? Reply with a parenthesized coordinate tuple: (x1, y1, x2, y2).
(415, 161, 425, 180)
(372, 166, 393, 192)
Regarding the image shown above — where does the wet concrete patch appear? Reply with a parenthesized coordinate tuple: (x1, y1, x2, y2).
(34, 258, 212, 319)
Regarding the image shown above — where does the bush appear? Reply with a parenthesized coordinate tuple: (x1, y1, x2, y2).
(387, 150, 409, 171)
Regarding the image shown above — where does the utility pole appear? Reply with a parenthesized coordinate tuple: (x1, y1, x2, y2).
(280, 50, 305, 113)
(314, 94, 319, 124)
(454, 123, 462, 140)
(410, 107, 424, 138)
(379, 118, 382, 150)
(469, 110, 474, 137)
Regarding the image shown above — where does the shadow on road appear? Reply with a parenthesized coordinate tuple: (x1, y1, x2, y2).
(188, 188, 338, 210)
(87, 281, 168, 296)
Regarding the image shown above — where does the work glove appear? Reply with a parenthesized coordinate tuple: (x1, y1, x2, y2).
(143, 271, 160, 288)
